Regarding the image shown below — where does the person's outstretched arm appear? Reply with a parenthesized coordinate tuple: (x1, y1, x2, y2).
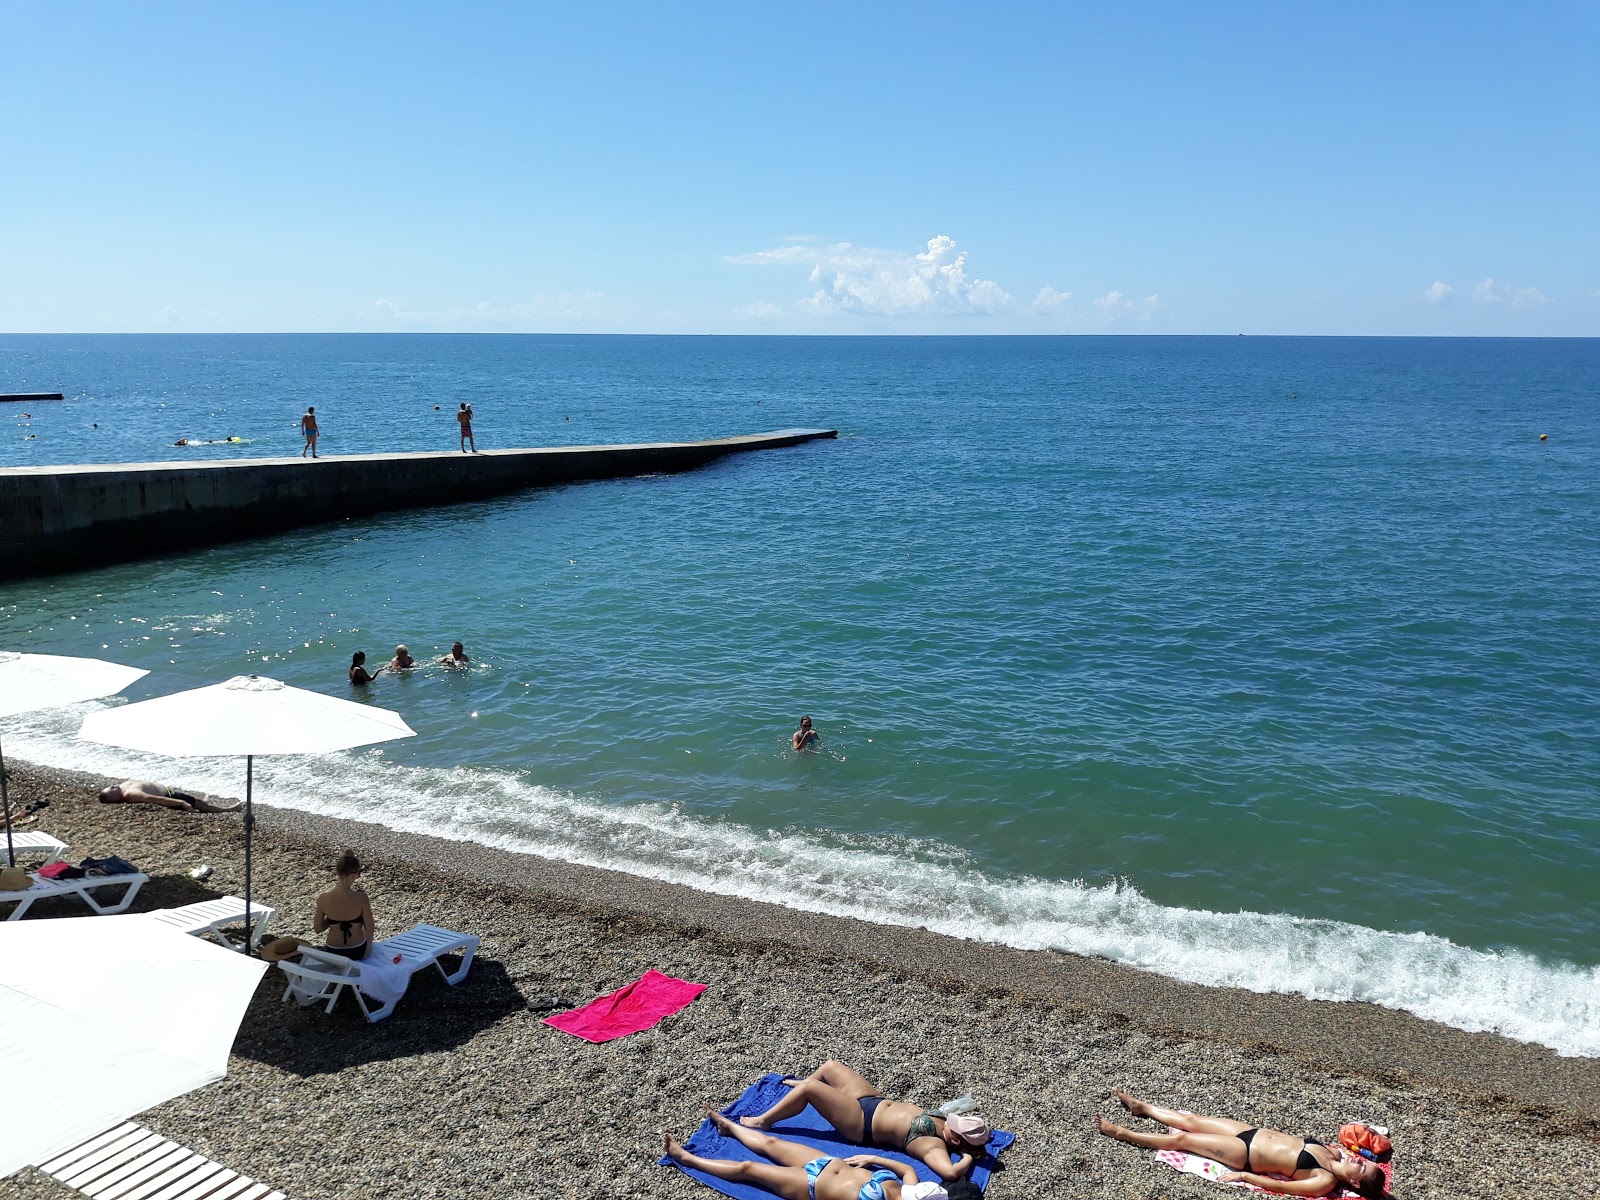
(1218, 1171, 1334, 1197)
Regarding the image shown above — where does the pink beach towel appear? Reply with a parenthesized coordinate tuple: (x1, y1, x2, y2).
(1155, 1149, 1394, 1197)
(544, 968, 706, 1043)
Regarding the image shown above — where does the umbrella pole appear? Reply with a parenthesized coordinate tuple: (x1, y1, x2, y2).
(0, 733, 13, 869)
(243, 753, 254, 955)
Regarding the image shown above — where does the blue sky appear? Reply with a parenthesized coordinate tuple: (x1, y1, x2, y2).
(3, 1, 1596, 335)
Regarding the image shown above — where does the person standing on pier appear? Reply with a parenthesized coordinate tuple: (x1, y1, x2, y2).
(300, 406, 320, 458)
(457, 402, 476, 453)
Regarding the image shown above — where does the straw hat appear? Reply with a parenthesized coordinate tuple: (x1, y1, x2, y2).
(0, 865, 31, 892)
(258, 936, 313, 962)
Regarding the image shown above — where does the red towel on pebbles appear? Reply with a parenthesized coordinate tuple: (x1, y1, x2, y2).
(544, 969, 706, 1042)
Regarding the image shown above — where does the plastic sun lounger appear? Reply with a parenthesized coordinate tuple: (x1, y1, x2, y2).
(146, 895, 276, 951)
(277, 922, 480, 1022)
(32, 1119, 288, 1200)
(5, 830, 70, 864)
(0, 870, 148, 921)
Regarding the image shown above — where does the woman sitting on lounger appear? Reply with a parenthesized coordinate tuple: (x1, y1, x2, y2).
(739, 1061, 989, 1182)
(313, 849, 374, 960)
(1093, 1090, 1387, 1197)
(663, 1103, 942, 1200)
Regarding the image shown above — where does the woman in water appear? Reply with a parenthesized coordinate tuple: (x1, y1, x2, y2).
(739, 1061, 989, 1182)
(792, 715, 819, 751)
(348, 651, 383, 685)
(1093, 1090, 1387, 1197)
(313, 849, 374, 960)
(662, 1103, 934, 1200)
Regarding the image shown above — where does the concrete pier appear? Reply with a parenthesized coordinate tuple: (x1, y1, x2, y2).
(0, 428, 837, 579)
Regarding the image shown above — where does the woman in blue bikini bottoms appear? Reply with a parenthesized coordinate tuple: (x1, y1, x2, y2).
(661, 1103, 929, 1200)
(738, 1061, 990, 1183)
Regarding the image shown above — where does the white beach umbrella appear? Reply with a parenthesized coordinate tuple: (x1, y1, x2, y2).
(0, 913, 268, 1178)
(0, 651, 151, 867)
(79, 674, 416, 949)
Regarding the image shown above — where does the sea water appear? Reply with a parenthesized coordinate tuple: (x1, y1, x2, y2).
(3, 334, 1597, 1055)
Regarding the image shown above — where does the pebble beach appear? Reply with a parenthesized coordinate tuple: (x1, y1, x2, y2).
(5, 759, 1597, 1200)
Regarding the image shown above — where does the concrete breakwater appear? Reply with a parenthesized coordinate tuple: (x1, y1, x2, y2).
(0, 428, 837, 578)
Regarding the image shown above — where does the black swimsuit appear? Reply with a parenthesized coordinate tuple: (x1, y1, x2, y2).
(1237, 1129, 1324, 1175)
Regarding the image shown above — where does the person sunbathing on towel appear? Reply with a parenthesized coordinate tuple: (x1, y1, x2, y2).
(97, 780, 241, 813)
(738, 1061, 989, 1182)
(663, 1103, 941, 1200)
(1093, 1090, 1387, 1197)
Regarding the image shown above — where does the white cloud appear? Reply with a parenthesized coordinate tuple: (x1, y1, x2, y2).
(1034, 286, 1073, 310)
(734, 302, 785, 320)
(372, 293, 609, 329)
(727, 234, 1011, 317)
(1424, 281, 1453, 303)
(1469, 279, 1552, 310)
(1092, 291, 1165, 321)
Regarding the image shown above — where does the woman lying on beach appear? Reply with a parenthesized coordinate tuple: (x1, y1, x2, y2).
(97, 780, 242, 813)
(313, 849, 374, 960)
(1094, 1090, 1387, 1197)
(739, 1061, 989, 1182)
(663, 1103, 958, 1200)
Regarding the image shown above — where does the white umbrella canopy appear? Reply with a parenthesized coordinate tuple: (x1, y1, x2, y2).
(78, 673, 414, 756)
(0, 651, 151, 866)
(0, 651, 150, 721)
(0, 913, 268, 1177)
(78, 674, 416, 950)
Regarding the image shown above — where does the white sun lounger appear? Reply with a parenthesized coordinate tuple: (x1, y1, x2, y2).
(5, 830, 69, 864)
(277, 922, 479, 1022)
(0, 870, 148, 921)
(146, 895, 276, 950)
(32, 1119, 287, 1200)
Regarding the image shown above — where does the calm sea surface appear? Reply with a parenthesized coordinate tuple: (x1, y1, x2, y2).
(3, 334, 1597, 1054)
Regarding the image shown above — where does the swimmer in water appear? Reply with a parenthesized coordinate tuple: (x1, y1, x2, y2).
(387, 644, 417, 671)
(438, 641, 470, 666)
(349, 651, 384, 685)
(793, 715, 819, 751)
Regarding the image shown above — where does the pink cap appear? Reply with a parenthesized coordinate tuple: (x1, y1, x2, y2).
(945, 1113, 990, 1146)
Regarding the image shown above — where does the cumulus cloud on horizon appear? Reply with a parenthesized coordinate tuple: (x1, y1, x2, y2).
(374, 293, 609, 327)
(1471, 278, 1552, 310)
(727, 235, 1011, 317)
(1092, 290, 1165, 320)
(1424, 281, 1453, 303)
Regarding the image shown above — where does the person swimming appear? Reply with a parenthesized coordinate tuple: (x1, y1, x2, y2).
(438, 641, 470, 666)
(793, 715, 819, 751)
(387, 645, 417, 671)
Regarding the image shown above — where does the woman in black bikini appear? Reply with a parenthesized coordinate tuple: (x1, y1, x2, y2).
(348, 652, 383, 685)
(1094, 1090, 1387, 1197)
(739, 1061, 990, 1183)
(313, 849, 374, 960)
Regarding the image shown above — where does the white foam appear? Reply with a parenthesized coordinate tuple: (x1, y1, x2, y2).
(10, 705, 1599, 1057)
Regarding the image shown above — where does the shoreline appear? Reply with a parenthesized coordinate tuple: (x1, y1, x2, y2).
(6, 759, 1598, 1198)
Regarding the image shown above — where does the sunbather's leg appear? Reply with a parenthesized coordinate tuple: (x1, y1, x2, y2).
(706, 1102, 820, 1168)
(1110, 1090, 1251, 1136)
(741, 1060, 875, 1132)
(659, 1131, 809, 1200)
(1093, 1115, 1249, 1169)
(187, 795, 243, 813)
(741, 1077, 869, 1136)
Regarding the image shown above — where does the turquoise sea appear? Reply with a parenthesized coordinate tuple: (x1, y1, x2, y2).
(3, 334, 1597, 1055)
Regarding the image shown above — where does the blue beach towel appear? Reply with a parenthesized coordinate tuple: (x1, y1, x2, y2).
(659, 1074, 1014, 1199)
